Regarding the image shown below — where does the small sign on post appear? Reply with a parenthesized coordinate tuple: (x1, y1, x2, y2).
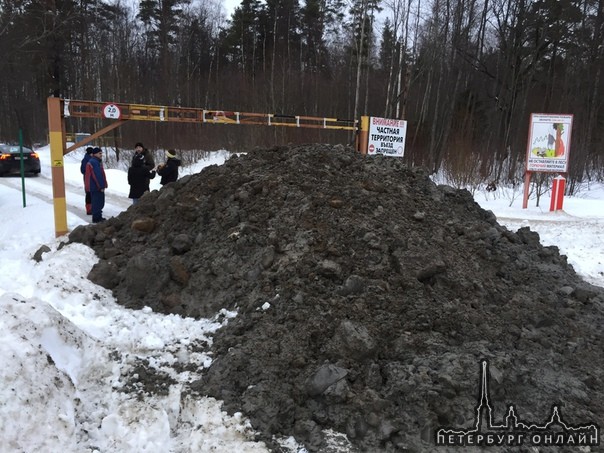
(103, 103, 121, 119)
(549, 175, 566, 212)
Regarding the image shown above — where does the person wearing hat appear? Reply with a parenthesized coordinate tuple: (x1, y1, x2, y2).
(128, 153, 156, 204)
(133, 142, 155, 173)
(84, 147, 108, 223)
(80, 146, 95, 215)
(156, 149, 181, 186)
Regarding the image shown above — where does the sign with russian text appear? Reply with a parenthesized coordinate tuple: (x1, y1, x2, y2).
(436, 360, 599, 448)
(368, 117, 407, 157)
(526, 113, 573, 172)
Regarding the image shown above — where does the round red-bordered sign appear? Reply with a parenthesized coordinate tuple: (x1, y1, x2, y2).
(103, 103, 121, 119)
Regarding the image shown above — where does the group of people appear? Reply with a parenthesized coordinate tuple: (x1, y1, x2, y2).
(80, 142, 181, 223)
(127, 142, 181, 204)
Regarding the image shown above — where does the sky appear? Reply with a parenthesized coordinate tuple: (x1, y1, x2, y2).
(0, 145, 602, 452)
(223, 0, 240, 16)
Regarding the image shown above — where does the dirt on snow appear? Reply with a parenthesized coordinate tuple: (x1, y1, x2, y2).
(69, 144, 604, 452)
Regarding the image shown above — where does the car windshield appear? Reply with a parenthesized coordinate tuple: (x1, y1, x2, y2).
(0, 145, 33, 153)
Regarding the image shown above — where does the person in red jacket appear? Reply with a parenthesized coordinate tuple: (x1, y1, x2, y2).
(85, 147, 108, 223)
(80, 146, 94, 214)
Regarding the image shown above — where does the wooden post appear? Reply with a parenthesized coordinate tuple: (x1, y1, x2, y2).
(47, 97, 69, 237)
(522, 171, 531, 209)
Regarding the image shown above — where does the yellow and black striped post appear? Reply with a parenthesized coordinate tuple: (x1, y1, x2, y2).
(358, 116, 369, 155)
(47, 97, 68, 237)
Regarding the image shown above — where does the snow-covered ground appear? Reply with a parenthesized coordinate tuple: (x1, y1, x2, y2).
(0, 145, 602, 452)
(473, 183, 604, 287)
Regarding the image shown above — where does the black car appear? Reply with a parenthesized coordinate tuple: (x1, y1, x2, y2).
(0, 144, 41, 176)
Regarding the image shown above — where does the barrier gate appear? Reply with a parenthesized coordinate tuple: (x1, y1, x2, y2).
(47, 97, 361, 236)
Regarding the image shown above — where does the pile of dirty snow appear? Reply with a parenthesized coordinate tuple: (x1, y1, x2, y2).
(70, 144, 604, 451)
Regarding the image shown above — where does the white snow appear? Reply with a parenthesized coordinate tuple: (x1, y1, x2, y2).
(0, 145, 602, 452)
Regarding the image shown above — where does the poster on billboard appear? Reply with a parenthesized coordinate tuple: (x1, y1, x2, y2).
(367, 117, 407, 157)
(526, 113, 573, 172)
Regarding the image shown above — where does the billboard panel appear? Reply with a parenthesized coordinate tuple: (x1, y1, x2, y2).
(526, 114, 573, 172)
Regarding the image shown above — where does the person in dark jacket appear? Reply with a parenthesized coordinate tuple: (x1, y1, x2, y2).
(128, 153, 156, 204)
(133, 142, 155, 172)
(85, 147, 108, 223)
(80, 146, 94, 214)
(156, 149, 181, 186)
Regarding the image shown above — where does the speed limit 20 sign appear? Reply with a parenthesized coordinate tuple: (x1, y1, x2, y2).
(103, 103, 121, 119)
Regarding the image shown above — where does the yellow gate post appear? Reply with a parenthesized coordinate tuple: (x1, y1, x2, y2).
(47, 97, 68, 237)
(358, 116, 369, 154)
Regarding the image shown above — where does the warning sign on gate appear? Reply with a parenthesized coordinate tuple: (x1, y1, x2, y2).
(367, 117, 407, 157)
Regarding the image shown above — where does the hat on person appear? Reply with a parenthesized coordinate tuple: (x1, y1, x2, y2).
(166, 149, 176, 158)
(135, 142, 144, 148)
(86, 146, 94, 155)
(92, 147, 103, 155)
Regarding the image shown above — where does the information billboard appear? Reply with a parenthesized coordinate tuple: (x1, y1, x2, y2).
(526, 113, 573, 172)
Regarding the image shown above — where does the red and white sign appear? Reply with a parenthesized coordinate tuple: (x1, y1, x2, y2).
(367, 116, 407, 157)
(103, 103, 121, 119)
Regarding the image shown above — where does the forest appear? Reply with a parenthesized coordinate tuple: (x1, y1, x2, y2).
(0, 0, 603, 191)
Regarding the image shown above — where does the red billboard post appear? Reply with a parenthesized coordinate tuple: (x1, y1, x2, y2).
(549, 176, 566, 212)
